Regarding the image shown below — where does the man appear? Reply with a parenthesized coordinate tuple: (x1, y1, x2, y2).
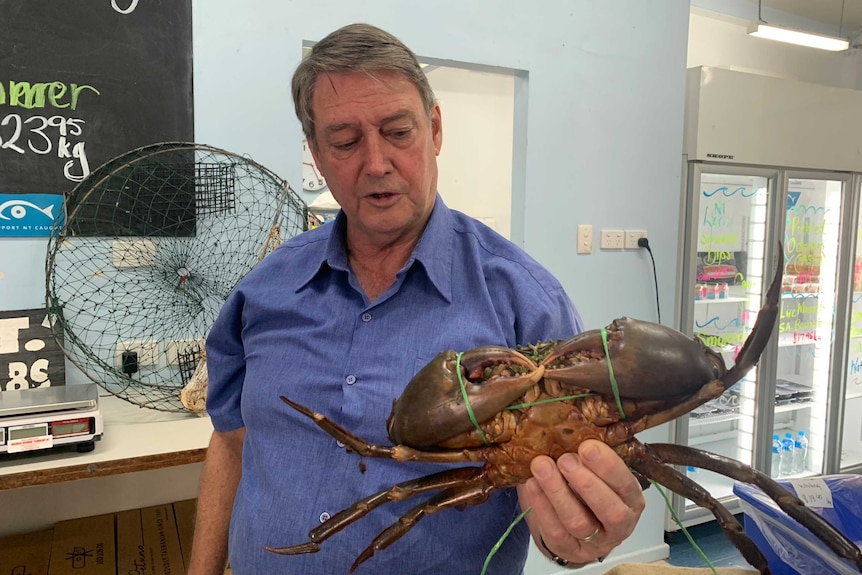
(188, 23, 644, 574)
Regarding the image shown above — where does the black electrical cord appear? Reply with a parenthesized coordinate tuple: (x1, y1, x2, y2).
(638, 237, 661, 324)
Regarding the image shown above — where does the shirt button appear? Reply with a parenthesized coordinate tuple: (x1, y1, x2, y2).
(319, 512, 331, 523)
(336, 440, 345, 448)
(346, 375, 356, 385)
(361, 312, 372, 322)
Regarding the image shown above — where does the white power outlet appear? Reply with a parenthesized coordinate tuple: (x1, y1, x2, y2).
(600, 230, 624, 250)
(576, 224, 593, 254)
(625, 230, 648, 249)
(115, 340, 160, 368)
(112, 240, 156, 268)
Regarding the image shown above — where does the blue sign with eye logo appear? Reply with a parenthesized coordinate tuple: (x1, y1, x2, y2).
(0, 194, 65, 237)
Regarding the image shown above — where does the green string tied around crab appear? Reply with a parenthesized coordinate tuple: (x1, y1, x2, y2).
(600, 327, 626, 420)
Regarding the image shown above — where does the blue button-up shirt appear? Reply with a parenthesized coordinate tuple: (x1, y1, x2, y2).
(206, 195, 583, 574)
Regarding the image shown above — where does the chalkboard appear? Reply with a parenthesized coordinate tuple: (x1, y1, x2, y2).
(0, 0, 194, 197)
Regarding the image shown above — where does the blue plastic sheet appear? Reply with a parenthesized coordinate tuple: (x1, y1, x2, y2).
(733, 475, 862, 575)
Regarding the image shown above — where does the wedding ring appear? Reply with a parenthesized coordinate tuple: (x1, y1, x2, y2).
(577, 526, 601, 544)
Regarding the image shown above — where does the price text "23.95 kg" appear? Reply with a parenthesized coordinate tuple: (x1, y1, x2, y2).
(0, 114, 91, 183)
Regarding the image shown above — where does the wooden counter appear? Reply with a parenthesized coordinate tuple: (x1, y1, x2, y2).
(0, 393, 213, 490)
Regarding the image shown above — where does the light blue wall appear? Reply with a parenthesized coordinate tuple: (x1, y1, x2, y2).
(192, 0, 691, 330)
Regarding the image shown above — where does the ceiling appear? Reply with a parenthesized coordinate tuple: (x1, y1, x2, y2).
(747, 0, 862, 37)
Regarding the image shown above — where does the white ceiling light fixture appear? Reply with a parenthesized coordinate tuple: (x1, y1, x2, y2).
(748, 23, 850, 51)
(748, 0, 850, 52)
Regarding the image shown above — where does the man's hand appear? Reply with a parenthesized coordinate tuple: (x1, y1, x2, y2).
(516, 440, 645, 567)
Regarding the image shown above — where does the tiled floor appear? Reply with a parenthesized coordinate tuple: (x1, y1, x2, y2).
(666, 516, 750, 570)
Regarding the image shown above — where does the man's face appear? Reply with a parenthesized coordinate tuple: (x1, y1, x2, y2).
(309, 71, 442, 246)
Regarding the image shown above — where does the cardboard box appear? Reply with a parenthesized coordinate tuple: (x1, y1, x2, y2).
(2, 499, 198, 575)
(140, 504, 185, 575)
(0, 528, 53, 575)
(117, 508, 151, 575)
(48, 514, 116, 575)
(172, 499, 197, 572)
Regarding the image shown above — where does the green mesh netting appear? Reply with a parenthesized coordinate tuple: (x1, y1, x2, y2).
(46, 142, 310, 412)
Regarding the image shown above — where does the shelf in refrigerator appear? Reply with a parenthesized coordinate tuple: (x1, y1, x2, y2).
(774, 401, 814, 414)
(777, 339, 819, 348)
(688, 429, 741, 446)
(683, 472, 737, 510)
(694, 296, 747, 304)
(689, 410, 743, 427)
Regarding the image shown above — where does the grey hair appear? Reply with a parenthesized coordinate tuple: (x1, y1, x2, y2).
(292, 23, 435, 145)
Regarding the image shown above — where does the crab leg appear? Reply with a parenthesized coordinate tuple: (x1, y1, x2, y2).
(265, 466, 485, 557)
(622, 442, 771, 574)
(640, 442, 862, 572)
(281, 396, 487, 463)
(721, 248, 783, 385)
(347, 481, 495, 573)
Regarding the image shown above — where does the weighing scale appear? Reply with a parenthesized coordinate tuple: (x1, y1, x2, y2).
(0, 383, 103, 455)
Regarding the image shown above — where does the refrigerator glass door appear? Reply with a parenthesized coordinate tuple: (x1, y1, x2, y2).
(775, 177, 843, 478)
(841, 182, 862, 470)
(685, 171, 771, 511)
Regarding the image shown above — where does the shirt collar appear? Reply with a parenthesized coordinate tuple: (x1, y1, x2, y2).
(411, 195, 453, 303)
(296, 194, 453, 303)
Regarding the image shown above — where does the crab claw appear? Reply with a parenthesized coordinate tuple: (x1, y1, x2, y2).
(387, 347, 543, 447)
(541, 319, 726, 400)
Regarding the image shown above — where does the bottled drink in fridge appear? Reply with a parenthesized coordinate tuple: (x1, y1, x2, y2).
(687, 466, 698, 480)
(771, 435, 782, 477)
(792, 430, 809, 474)
(779, 432, 795, 476)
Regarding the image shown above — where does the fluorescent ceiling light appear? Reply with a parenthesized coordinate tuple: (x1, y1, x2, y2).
(748, 23, 849, 51)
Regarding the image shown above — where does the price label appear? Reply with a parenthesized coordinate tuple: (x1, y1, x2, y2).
(790, 478, 834, 508)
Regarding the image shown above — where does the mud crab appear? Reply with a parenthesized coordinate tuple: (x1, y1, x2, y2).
(268, 249, 862, 574)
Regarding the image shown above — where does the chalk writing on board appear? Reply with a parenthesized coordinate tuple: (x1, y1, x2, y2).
(0, 113, 91, 182)
(112, 0, 140, 14)
(0, 1, 193, 201)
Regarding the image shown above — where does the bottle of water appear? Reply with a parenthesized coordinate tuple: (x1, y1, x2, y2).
(779, 432, 795, 476)
(792, 430, 809, 474)
(771, 435, 782, 477)
(687, 465, 698, 480)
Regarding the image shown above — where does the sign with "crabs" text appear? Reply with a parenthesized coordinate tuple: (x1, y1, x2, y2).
(0, 309, 65, 391)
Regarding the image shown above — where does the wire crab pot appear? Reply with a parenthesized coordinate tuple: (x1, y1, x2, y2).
(46, 142, 310, 412)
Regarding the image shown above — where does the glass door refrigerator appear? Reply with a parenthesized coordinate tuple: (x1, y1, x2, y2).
(670, 163, 859, 529)
(838, 175, 862, 473)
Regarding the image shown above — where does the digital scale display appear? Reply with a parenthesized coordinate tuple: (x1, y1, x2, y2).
(9, 423, 48, 441)
(0, 384, 102, 455)
(53, 418, 92, 437)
